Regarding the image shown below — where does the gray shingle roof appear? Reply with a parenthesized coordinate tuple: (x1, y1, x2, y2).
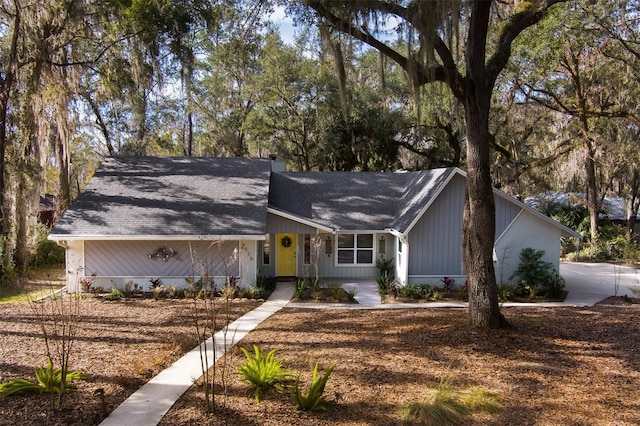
(50, 157, 272, 238)
(268, 168, 456, 233)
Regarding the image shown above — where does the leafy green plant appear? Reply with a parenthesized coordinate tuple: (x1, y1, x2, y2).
(105, 287, 124, 301)
(376, 274, 394, 295)
(376, 257, 395, 276)
(510, 248, 553, 297)
(398, 284, 440, 300)
(497, 284, 517, 302)
(290, 363, 336, 411)
(0, 361, 85, 400)
(294, 278, 307, 298)
(345, 287, 358, 302)
(543, 273, 566, 299)
(328, 283, 343, 299)
(238, 345, 292, 403)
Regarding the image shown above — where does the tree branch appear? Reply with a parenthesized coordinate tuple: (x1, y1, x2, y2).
(486, 0, 569, 87)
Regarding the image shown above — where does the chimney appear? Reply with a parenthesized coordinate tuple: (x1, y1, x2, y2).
(269, 154, 285, 172)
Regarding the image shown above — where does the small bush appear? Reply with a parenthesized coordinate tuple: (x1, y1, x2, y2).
(290, 363, 335, 411)
(497, 284, 517, 302)
(105, 288, 124, 301)
(345, 287, 358, 302)
(397, 284, 440, 300)
(327, 283, 343, 299)
(543, 273, 566, 299)
(377, 274, 394, 295)
(376, 257, 395, 276)
(238, 345, 292, 403)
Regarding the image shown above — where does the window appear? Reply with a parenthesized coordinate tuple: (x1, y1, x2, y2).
(261, 239, 270, 265)
(303, 234, 311, 265)
(337, 233, 374, 265)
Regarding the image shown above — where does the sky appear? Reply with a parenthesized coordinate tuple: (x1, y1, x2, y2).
(269, 5, 296, 45)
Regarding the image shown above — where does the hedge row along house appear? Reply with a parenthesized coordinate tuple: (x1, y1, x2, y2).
(48, 157, 579, 292)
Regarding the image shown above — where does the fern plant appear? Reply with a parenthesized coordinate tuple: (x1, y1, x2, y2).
(290, 363, 336, 411)
(238, 345, 291, 403)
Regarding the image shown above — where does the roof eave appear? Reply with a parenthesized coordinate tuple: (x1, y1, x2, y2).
(47, 234, 266, 241)
(267, 206, 335, 233)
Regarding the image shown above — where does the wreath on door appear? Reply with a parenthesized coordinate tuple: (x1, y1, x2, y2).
(281, 236, 292, 248)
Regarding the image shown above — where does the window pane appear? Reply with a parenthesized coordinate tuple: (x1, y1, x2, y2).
(357, 250, 373, 264)
(304, 234, 311, 264)
(338, 250, 354, 264)
(357, 234, 373, 248)
(338, 234, 354, 248)
(262, 240, 270, 265)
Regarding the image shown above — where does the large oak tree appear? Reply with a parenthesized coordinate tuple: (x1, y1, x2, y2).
(299, 0, 569, 328)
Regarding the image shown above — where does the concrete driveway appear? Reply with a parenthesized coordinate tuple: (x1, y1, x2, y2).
(560, 261, 639, 305)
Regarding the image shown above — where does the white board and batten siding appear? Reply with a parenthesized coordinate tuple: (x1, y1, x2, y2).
(74, 240, 257, 292)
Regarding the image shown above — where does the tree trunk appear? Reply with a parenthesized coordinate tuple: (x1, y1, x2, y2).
(463, 97, 502, 328)
(0, 2, 21, 272)
(463, 0, 502, 328)
(579, 118, 599, 243)
(627, 169, 639, 241)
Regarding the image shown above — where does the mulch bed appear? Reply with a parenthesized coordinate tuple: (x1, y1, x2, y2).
(1, 289, 640, 425)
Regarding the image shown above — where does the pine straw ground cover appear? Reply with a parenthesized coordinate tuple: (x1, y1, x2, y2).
(1, 294, 640, 425)
(0, 295, 261, 425)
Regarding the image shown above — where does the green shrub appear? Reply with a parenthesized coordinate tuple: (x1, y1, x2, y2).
(376, 274, 394, 295)
(609, 236, 640, 261)
(376, 257, 395, 276)
(327, 283, 343, 299)
(238, 345, 291, 403)
(345, 287, 358, 302)
(497, 284, 517, 302)
(543, 273, 566, 299)
(511, 248, 554, 297)
(294, 278, 307, 299)
(397, 284, 440, 300)
(105, 287, 124, 301)
(290, 363, 335, 411)
(31, 240, 66, 267)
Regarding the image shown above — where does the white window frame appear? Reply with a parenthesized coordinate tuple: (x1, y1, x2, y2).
(335, 233, 375, 266)
(260, 239, 271, 265)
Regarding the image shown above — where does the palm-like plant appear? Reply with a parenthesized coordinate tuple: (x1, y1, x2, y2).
(237, 345, 291, 403)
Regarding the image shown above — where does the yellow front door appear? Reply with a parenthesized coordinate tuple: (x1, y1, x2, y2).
(276, 234, 297, 276)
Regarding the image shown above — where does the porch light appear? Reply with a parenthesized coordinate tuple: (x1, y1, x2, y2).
(379, 236, 386, 254)
(325, 236, 332, 256)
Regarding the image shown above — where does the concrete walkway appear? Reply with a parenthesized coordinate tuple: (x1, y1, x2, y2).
(99, 282, 294, 426)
